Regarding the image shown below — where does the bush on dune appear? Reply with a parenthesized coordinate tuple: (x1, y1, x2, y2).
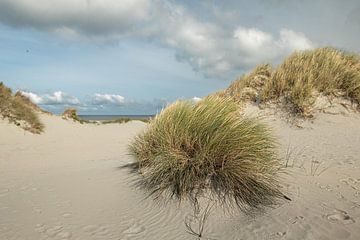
(220, 47, 360, 116)
(0, 82, 44, 133)
(62, 108, 88, 124)
(130, 96, 283, 211)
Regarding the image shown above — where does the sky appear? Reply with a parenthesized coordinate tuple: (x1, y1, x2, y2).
(0, 0, 359, 114)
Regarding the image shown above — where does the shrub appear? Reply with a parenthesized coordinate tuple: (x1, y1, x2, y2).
(0, 82, 44, 133)
(130, 96, 283, 211)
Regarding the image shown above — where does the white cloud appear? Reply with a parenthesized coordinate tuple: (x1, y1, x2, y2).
(234, 27, 273, 51)
(0, 0, 316, 77)
(191, 97, 202, 102)
(278, 29, 314, 51)
(20, 91, 43, 104)
(231, 27, 314, 67)
(20, 91, 80, 105)
(93, 93, 125, 105)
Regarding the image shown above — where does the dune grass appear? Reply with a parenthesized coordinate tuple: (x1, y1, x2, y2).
(220, 47, 360, 116)
(102, 117, 150, 124)
(130, 96, 283, 211)
(62, 108, 90, 124)
(217, 64, 272, 103)
(263, 47, 360, 114)
(0, 82, 44, 133)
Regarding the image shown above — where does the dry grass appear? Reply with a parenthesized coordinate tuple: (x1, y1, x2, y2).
(0, 82, 44, 133)
(219, 47, 360, 116)
(263, 47, 360, 115)
(130, 96, 283, 211)
(62, 108, 89, 124)
(217, 64, 272, 103)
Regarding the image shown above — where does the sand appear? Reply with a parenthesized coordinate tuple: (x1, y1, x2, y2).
(1, 110, 360, 240)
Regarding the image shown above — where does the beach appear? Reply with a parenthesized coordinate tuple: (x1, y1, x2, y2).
(1, 109, 360, 240)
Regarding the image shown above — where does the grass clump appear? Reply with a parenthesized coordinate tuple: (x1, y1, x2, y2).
(0, 82, 44, 133)
(220, 47, 360, 116)
(130, 96, 283, 211)
(62, 108, 89, 124)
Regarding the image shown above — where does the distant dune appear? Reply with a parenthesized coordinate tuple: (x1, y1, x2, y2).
(0, 82, 44, 133)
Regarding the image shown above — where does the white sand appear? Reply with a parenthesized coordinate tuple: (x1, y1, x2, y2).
(1, 111, 360, 240)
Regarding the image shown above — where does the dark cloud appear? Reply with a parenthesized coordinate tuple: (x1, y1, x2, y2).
(0, 0, 151, 37)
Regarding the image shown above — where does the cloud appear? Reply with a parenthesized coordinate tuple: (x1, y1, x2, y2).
(92, 93, 125, 105)
(232, 27, 315, 65)
(20, 91, 80, 105)
(191, 97, 202, 102)
(0, 0, 151, 38)
(0, 0, 316, 77)
(234, 27, 273, 51)
(18, 89, 170, 114)
(144, 3, 315, 77)
(20, 91, 43, 104)
(278, 29, 314, 51)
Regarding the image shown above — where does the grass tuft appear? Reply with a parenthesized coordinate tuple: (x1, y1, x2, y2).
(130, 96, 283, 211)
(62, 108, 89, 124)
(0, 82, 44, 133)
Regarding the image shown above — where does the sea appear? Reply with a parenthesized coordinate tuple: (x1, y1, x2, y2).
(78, 115, 155, 121)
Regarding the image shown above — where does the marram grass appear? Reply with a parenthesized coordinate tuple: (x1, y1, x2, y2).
(130, 96, 283, 211)
(0, 82, 44, 133)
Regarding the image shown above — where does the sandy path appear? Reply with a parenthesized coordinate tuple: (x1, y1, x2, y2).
(1, 113, 360, 239)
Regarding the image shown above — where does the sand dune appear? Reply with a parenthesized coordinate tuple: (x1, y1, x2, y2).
(1, 111, 360, 240)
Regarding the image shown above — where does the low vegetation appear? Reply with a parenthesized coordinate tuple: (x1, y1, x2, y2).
(130, 96, 283, 211)
(102, 117, 150, 124)
(0, 82, 44, 133)
(62, 108, 89, 124)
(218, 47, 360, 116)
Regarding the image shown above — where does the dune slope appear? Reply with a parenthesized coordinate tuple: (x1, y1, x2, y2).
(1, 110, 360, 239)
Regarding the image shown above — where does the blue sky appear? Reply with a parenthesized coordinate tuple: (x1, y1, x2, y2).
(0, 0, 359, 114)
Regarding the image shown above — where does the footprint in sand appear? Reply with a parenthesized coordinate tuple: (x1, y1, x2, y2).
(326, 210, 355, 225)
(276, 231, 286, 237)
(36, 224, 73, 240)
(290, 215, 304, 224)
(123, 223, 145, 236)
(339, 177, 359, 190)
(45, 225, 64, 237)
